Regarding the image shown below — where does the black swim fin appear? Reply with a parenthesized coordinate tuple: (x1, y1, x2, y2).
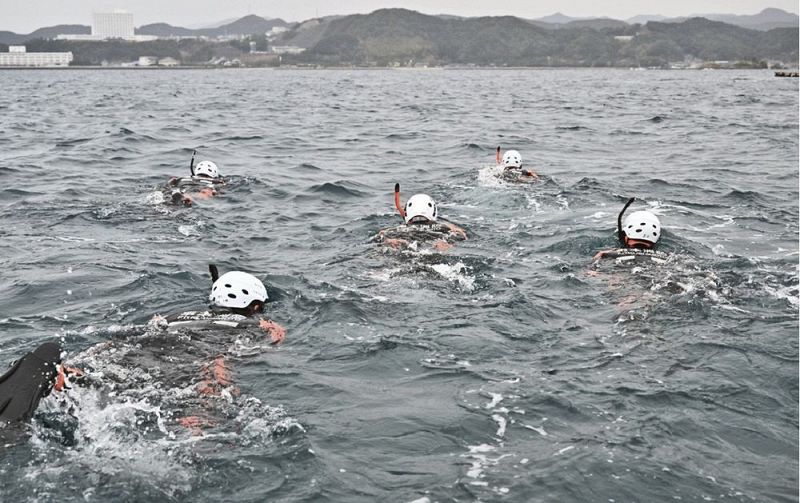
(0, 342, 61, 424)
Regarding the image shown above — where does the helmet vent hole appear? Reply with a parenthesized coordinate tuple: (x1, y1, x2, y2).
(228, 293, 237, 299)
(225, 284, 231, 288)
(428, 203, 432, 207)
(242, 289, 249, 295)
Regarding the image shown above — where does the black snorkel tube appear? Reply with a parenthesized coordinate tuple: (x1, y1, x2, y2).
(617, 197, 635, 245)
(209, 263, 219, 283)
(394, 183, 406, 221)
(189, 150, 197, 176)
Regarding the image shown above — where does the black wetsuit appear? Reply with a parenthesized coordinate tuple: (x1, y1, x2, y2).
(501, 167, 536, 183)
(0, 342, 61, 424)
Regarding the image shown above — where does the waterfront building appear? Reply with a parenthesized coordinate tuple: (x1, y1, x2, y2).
(270, 46, 306, 55)
(138, 56, 158, 66)
(0, 46, 73, 67)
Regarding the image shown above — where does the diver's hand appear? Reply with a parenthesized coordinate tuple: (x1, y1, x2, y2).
(384, 238, 408, 249)
(593, 250, 609, 261)
(433, 239, 454, 252)
(442, 222, 467, 240)
(55, 364, 85, 391)
(196, 187, 216, 199)
(259, 319, 286, 344)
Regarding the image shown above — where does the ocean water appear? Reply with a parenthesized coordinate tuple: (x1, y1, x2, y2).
(0, 68, 797, 502)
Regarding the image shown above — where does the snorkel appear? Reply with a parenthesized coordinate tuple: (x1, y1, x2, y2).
(617, 197, 635, 246)
(496, 146, 502, 165)
(394, 183, 406, 221)
(189, 149, 197, 176)
(209, 263, 220, 283)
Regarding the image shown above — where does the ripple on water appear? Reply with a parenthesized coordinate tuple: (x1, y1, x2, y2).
(0, 68, 796, 502)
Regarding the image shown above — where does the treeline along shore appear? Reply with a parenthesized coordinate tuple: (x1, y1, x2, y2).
(1, 9, 797, 68)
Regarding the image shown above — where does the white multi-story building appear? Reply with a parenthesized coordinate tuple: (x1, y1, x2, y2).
(57, 10, 158, 42)
(92, 10, 134, 39)
(0, 46, 73, 66)
(270, 46, 306, 55)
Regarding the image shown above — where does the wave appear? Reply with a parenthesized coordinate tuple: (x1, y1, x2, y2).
(308, 181, 368, 198)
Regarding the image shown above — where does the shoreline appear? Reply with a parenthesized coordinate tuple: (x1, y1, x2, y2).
(0, 65, 792, 71)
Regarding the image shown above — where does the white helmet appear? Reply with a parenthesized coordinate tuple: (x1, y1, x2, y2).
(194, 160, 219, 179)
(404, 194, 438, 224)
(622, 210, 661, 244)
(502, 150, 522, 168)
(209, 271, 268, 309)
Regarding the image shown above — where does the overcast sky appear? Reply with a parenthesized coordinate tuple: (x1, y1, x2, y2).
(2, 0, 797, 33)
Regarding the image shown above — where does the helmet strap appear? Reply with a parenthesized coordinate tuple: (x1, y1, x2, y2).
(617, 197, 636, 245)
(394, 183, 406, 220)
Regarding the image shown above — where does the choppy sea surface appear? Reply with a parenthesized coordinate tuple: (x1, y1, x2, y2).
(0, 68, 797, 502)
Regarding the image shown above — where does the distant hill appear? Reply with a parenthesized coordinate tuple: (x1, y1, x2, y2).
(563, 18, 628, 30)
(137, 23, 196, 37)
(0, 15, 288, 45)
(195, 14, 288, 37)
(625, 7, 798, 30)
(0, 24, 89, 45)
(283, 8, 797, 66)
(534, 13, 585, 24)
(700, 8, 798, 31)
(188, 17, 240, 29)
(275, 17, 339, 49)
(2, 9, 797, 67)
(533, 7, 798, 31)
(29, 24, 90, 39)
(642, 17, 797, 61)
(528, 17, 630, 31)
(627, 15, 670, 24)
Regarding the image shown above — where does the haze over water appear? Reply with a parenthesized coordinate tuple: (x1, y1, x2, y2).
(0, 68, 797, 502)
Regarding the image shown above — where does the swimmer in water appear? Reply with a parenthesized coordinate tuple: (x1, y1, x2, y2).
(593, 198, 668, 265)
(375, 183, 467, 252)
(54, 265, 286, 435)
(165, 150, 225, 206)
(0, 266, 285, 438)
(151, 264, 286, 344)
(149, 265, 285, 432)
(497, 147, 538, 181)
